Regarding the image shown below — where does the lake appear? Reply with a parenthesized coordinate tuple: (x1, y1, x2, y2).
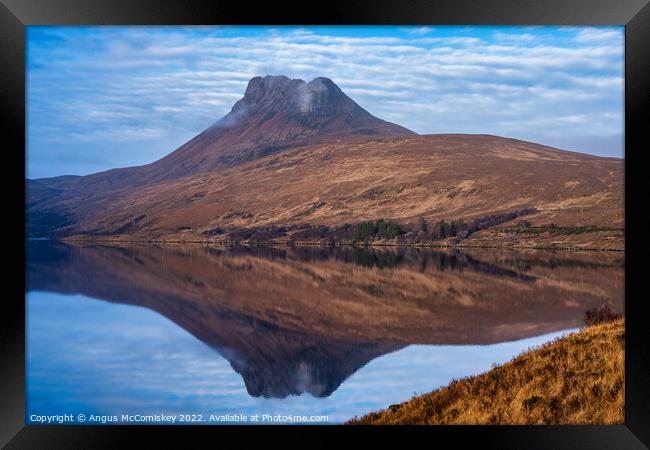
(26, 241, 624, 424)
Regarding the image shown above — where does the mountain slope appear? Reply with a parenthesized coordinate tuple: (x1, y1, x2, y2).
(42, 134, 623, 247)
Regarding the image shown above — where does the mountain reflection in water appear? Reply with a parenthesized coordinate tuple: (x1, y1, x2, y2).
(27, 241, 623, 400)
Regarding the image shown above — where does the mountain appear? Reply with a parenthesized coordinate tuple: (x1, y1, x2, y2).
(26, 76, 624, 249)
(130, 75, 415, 183)
(32, 75, 413, 190)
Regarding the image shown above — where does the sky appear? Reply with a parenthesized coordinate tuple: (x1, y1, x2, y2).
(26, 26, 624, 179)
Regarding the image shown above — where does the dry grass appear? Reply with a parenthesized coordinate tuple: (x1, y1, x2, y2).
(348, 319, 624, 425)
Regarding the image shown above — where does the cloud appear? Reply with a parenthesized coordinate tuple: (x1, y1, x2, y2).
(574, 28, 622, 43)
(27, 26, 624, 178)
(492, 32, 538, 42)
(404, 26, 435, 36)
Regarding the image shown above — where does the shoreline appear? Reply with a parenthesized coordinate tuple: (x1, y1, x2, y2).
(45, 237, 626, 252)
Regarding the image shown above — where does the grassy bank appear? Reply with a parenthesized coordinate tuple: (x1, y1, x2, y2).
(348, 319, 624, 425)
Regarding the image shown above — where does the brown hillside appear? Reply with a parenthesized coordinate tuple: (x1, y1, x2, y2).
(348, 319, 624, 425)
(54, 134, 622, 245)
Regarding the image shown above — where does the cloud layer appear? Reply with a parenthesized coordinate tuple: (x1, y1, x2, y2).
(27, 26, 624, 178)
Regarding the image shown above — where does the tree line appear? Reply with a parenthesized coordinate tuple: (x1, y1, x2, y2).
(202, 208, 538, 245)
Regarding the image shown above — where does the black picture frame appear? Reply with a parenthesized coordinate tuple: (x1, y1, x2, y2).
(2, 0, 648, 448)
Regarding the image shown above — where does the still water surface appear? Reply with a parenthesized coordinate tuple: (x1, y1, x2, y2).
(26, 242, 623, 424)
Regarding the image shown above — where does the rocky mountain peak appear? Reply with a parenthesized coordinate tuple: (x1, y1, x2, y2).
(231, 75, 347, 117)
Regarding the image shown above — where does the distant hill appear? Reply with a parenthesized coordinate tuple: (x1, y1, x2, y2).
(26, 76, 624, 249)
